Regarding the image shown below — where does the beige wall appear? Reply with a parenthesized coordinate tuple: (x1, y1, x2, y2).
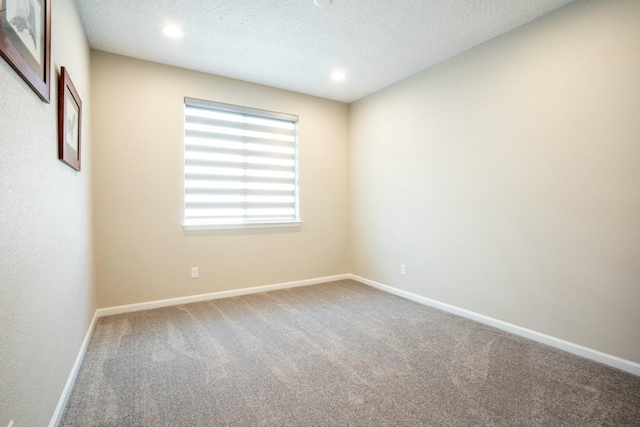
(91, 51, 349, 308)
(0, 0, 94, 425)
(349, 0, 640, 363)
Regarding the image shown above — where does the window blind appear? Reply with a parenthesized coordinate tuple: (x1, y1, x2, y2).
(184, 98, 300, 229)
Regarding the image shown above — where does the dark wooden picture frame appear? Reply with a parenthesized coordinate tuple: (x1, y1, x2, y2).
(0, 0, 51, 102)
(58, 67, 82, 171)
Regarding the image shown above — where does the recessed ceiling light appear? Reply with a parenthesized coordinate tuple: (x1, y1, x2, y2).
(163, 25, 184, 38)
(314, 0, 332, 8)
(331, 72, 346, 82)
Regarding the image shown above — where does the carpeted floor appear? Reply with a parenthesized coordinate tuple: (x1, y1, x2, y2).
(60, 279, 640, 426)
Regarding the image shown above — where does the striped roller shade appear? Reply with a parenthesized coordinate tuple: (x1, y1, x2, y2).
(184, 98, 300, 229)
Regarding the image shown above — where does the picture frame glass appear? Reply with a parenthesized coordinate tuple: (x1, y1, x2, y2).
(1, 0, 45, 79)
(65, 87, 80, 154)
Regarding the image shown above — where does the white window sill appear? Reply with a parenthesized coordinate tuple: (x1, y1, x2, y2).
(183, 221, 302, 231)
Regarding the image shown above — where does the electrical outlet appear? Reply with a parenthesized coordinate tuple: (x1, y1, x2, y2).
(191, 267, 198, 279)
(400, 264, 406, 275)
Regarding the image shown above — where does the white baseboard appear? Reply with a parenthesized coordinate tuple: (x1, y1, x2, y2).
(350, 274, 640, 377)
(49, 310, 99, 427)
(96, 274, 351, 317)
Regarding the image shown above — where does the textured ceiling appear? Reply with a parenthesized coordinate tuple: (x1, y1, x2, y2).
(76, 0, 574, 103)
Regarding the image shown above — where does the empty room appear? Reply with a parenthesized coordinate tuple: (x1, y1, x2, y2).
(1, 0, 639, 425)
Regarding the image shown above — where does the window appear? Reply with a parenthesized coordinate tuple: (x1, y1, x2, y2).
(183, 98, 300, 230)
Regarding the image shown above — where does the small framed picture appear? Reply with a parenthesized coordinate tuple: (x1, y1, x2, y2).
(58, 67, 82, 171)
(0, 0, 51, 102)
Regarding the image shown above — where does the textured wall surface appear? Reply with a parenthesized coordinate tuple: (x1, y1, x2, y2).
(0, 0, 95, 426)
(91, 51, 349, 308)
(349, 0, 640, 363)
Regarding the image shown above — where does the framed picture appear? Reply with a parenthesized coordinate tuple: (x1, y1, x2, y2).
(58, 67, 82, 171)
(0, 0, 51, 102)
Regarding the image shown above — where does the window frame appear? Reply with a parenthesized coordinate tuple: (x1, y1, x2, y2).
(182, 97, 301, 231)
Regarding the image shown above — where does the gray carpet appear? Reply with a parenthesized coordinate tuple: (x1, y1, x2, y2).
(60, 279, 640, 426)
